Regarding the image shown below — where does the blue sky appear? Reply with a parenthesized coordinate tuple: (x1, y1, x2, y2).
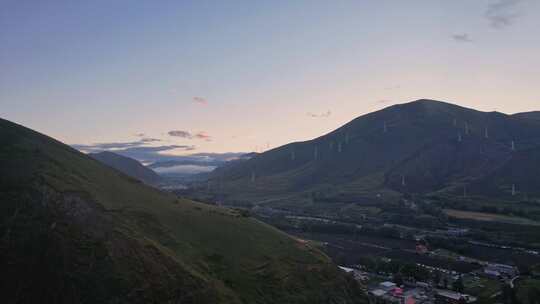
(1, 0, 539, 157)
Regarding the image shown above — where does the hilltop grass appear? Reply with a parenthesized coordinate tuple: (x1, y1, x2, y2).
(0, 118, 366, 304)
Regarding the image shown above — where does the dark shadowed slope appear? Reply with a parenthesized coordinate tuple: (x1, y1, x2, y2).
(0, 118, 365, 304)
(210, 99, 540, 204)
(90, 151, 161, 185)
(513, 111, 540, 123)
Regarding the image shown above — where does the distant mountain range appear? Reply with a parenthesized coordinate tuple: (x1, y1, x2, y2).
(148, 153, 254, 177)
(210, 99, 540, 205)
(512, 111, 540, 122)
(0, 118, 364, 303)
(90, 151, 162, 186)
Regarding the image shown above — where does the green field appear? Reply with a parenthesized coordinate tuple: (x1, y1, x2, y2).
(516, 279, 540, 304)
(463, 276, 501, 302)
(444, 209, 540, 226)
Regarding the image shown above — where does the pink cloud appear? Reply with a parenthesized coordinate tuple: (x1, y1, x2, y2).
(193, 96, 208, 105)
(195, 131, 212, 141)
(168, 130, 192, 138)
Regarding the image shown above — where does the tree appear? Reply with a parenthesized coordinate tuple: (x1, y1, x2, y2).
(393, 272, 404, 287)
(442, 277, 449, 289)
(528, 287, 540, 304)
(452, 276, 464, 293)
(433, 271, 441, 286)
(502, 284, 520, 304)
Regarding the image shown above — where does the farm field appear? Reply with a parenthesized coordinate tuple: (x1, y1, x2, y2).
(289, 232, 481, 273)
(463, 276, 501, 302)
(443, 209, 540, 226)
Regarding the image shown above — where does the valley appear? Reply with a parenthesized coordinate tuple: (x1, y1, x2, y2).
(5, 2, 540, 302)
(164, 99, 540, 303)
(0, 118, 365, 304)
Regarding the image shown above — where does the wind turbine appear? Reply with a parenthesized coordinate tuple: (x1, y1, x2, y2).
(484, 127, 489, 139)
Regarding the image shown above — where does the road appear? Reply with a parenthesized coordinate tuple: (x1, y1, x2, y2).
(510, 275, 520, 288)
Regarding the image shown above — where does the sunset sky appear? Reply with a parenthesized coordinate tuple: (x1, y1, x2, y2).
(2, 0, 539, 158)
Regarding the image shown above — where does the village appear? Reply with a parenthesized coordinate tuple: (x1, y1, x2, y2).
(338, 244, 522, 304)
(247, 205, 540, 303)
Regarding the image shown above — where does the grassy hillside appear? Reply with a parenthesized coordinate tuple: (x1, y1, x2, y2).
(89, 151, 162, 185)
(0, 118, 365, 304)
(208, 99, 540, 208)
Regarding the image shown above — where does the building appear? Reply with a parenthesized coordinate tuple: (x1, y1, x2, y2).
(380, 281, 397, 291)
(435, 289, 476, 304)
(416, 244, 429, 255)
(446, 228, 469, 236)
(483, 263, 518, 279)
(368, 282, 432, 304)
(416, 282, 430, 290)
(338, 266, 369, 281)
(339, 266, 355, 273)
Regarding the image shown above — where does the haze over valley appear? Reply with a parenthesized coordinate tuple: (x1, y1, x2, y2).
(2, 1, 540, 303)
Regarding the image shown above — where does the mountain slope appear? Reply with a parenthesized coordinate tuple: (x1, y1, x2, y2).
(513, 111, 540, 123)
(0, 118, 365, 304)
(89, 151, 162, 185)
(210, 99, 540, 204)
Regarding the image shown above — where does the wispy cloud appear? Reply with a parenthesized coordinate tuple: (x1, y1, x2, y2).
(146, 152, 249, 175)
(193, 96, 208, 105)
(72, 140, 196, 163)
(73, 140, 150, 151)
(451, 33, 473, 43)
(194, 131, 212, 141)
(108, 145, 196, 162)
(167, 130, 211, 141)
(485, 0, 522, 29)
(133, 133, 161, 142)
(189, 152, 247, 161)
(168, 130, 192, 138)
(148, 152, 248, 168)
(307, 110, 331, 118)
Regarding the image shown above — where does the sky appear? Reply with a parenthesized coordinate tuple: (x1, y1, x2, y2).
(1, 0, 539, 160)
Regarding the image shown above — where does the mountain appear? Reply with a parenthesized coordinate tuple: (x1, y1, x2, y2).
(0, 118, 365, 304)
(209, 99, 540, 205)
(148, 153, 254, 179)
(89, 151, 162, 186)
(513, 111, 540, 122)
